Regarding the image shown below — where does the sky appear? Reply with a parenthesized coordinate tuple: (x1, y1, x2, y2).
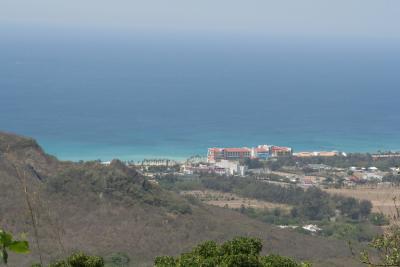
(1, 0, 400, 39)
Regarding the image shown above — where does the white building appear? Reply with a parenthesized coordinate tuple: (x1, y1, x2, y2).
(215, 160, 247, 176)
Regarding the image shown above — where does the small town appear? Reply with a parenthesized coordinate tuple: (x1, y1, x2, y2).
(116, 144, 400, 189)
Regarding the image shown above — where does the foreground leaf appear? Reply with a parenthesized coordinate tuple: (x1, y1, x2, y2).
(8, 240, 30, 253)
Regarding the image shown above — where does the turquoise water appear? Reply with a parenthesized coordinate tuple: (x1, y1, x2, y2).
(1, 29, 400, 161)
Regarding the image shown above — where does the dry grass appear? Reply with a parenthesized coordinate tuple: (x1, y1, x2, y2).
(325, 186, 400, 218)
(181, 190, 291, 210)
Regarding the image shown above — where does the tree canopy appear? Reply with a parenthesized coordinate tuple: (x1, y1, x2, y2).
(155, 237, 311, 267)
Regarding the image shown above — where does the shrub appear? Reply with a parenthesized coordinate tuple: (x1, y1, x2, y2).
(46, 252, 104, 267)
(359, 225, 400, 266)
(262, 254, 309, 267)
(154, 256, 176, 266)
(154, 237, 310, 267)
(369, 212, 390, 226)
(360, 200, 373, 218)
(321, 222, 376, 242)
(167, 202, 192, 214)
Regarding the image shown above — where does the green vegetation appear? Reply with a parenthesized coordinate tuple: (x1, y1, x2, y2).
(1, 234, 311, 267)
(238, 207, 300, 226)
(332, 196, 372, 220)
(358, 225, 400, 266)
(155, 237, 310, 267)
(47, 160, 193, 214)
(261, 154, 400, 171)
(298, 187, 334, 220)
(158, 175, 381, 242)
(321, 222, 377, 242)
(32, 252, 104, 267)
(159, 175, 372, 222)
(157, 174, 203, 191)
(369, 212, 390, 226)
(144, 165, 181, 173)
(238, 206, 379, 242)
(0, 229, 30, 265)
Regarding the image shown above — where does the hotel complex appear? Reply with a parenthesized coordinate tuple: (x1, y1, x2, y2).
(207, 145, 292, 163)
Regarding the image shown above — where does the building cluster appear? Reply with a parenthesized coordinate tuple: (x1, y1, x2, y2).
(124, 144, 398, 187)
(137, 159, 179, 167)
(207, 145, 292, 163)
(201, 144, 293, 176)
(293, 151, 344, 158)
(182, 160, 247, 176)
(345, 166, 385, 185)
(372, 152, 400, 159)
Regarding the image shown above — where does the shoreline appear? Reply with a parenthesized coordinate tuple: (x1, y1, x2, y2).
(48, 148, 400, 163)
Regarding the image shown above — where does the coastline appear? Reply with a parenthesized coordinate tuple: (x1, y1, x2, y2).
(39, 139, 400, 162)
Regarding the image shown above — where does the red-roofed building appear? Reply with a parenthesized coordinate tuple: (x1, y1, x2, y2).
(251, 145, 271, 159)
(207, 147, 251, 162)
(271, 146, 293, 157)
(208, 144, 292, 162)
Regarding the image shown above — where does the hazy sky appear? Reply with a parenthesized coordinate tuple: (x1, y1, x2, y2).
(1, 0, 400, 39)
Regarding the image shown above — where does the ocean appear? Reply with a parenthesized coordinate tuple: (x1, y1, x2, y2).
(1, 29, 400, 161)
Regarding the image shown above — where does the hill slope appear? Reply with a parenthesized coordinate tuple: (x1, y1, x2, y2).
(0, 132, 361, 266)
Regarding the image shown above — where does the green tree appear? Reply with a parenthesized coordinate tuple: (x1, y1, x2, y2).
(0, 229, 30, 265)
(41, 252, 104, 267)
(337, 197, 361, 220)
(359, 200, 373, 218)
(154, 237, 311, 267)
(299, 187, 333, 220)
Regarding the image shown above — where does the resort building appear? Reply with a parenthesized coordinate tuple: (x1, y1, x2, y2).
(207, 144, 292, 163)
(207, 147, 251, 163)
(270, 146, 293, 157)
(251, 145, 271, 160)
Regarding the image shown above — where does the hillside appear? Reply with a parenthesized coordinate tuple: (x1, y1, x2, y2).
(0, 132, 361, 267)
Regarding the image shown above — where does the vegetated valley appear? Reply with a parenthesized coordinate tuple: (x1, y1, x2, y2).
(0, 131, 364, 266)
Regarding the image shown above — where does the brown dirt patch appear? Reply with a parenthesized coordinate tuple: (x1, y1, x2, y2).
(181, 190, 291, 210)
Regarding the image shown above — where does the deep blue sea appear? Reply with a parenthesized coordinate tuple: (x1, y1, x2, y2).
(1, 29, 400, 161)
